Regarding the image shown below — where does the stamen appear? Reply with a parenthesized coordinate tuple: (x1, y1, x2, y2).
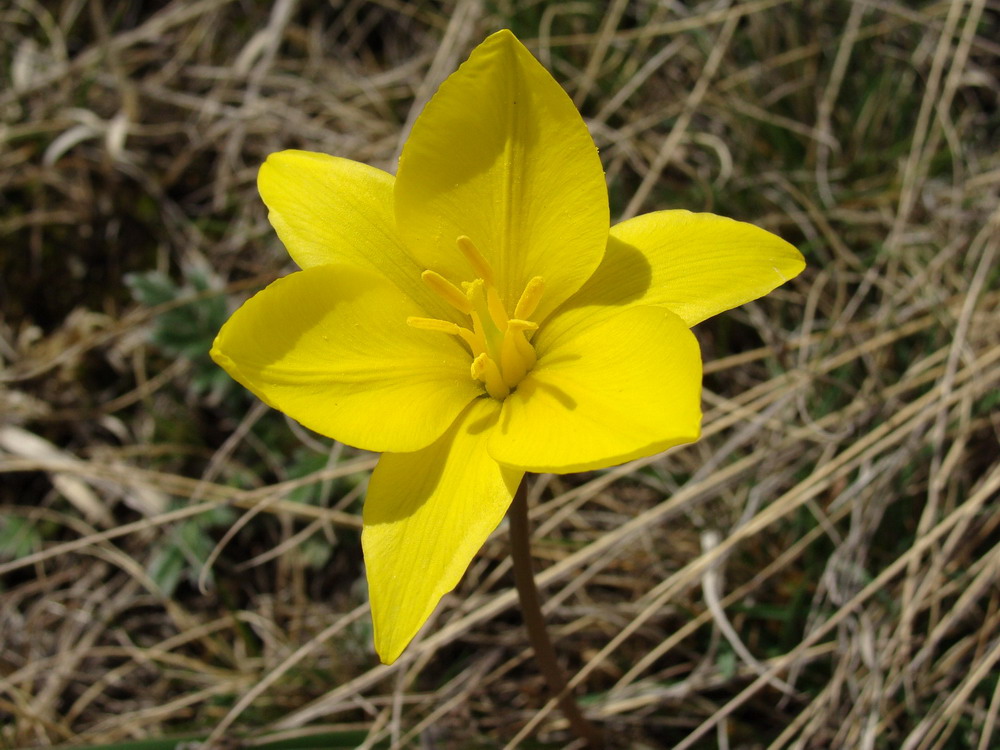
(421, 270, 472, 314)
(408, 239, 546, 400)
(514, 276, 545, 320)
(466, 279, 504, 360)
(512, 325, 538, 369)
(408, 316, 479, 352)
(455, 327, 480, 351)
(456, 235, 494, 284)
(507, 318, 539, 333)
(407, 317, 462, 335)
(500, 319, 539, 386)
(471, 353, 509, 399)
(486, 286, 508, 329)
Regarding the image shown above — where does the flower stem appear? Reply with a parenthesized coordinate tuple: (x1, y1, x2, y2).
(509, 479, 603, 748)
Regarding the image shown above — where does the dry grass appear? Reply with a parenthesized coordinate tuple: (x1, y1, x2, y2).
(2, 1, 998, 748)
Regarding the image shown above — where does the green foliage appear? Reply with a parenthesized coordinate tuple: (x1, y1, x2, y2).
(281, 447, 368, 570)
(125, 268, 232, 397)
(286, 448, 337, 506)
(146, 504, 236, 596)
(0, 516, 42, 561)
(716, 644, 737, 679)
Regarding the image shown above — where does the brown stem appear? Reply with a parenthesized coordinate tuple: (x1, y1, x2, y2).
(509, 478, 603, 748)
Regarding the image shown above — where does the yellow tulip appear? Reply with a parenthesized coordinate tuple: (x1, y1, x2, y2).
(211, 30, 804, 664)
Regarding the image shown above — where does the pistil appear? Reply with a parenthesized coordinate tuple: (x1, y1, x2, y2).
(406, 236, 545, 400)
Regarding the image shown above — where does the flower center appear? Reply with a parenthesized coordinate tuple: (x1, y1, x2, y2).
(407, 236, 544, 400)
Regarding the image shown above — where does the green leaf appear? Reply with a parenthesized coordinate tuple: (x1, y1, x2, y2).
(0, 517, 42, 560)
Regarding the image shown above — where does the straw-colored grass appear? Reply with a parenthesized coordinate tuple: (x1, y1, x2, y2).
(2, 1, 998, 748)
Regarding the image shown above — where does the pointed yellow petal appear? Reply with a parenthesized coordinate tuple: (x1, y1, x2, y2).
(258, 150, 444, 314)
(489, 306, 702, 473)
(547, 210, 805, 345)
(210, 265, 481, 453)
(363, 398, 520, 664)
(394, 30, 608, 323)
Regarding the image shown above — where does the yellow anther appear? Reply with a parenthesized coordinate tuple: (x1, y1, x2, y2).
(407, 316, 462, 335)
(471, 353, 509, 400)
(514, 276, 545, 320)
(408, 316, 479, 353)
(456, 235, 494, 284)
(421, 270, 472, 314)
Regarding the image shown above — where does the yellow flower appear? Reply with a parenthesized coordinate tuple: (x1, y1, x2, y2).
(211, 30, 804, 664)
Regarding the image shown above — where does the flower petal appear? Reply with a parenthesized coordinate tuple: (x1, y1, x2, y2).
(210, 265, 481, 453)
(489, 306, 702, 473)
(394, 29, 608, 323)
(363, 398, 520, 664)
(546, 210, 805, 345)
(258, 150, 438, 311)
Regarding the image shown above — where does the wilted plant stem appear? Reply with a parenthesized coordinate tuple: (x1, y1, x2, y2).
(509, 479, 603, 748)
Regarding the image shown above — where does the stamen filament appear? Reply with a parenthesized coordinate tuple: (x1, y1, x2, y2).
(471, 353, 509, 399)
(501, 319, 538, 386)
(486, 286, 509, 330)
(501, 333, 527, 387)
(455, 326, 480, 351)
(467, 280, 505, 362)
(514, 329, 537, 369)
